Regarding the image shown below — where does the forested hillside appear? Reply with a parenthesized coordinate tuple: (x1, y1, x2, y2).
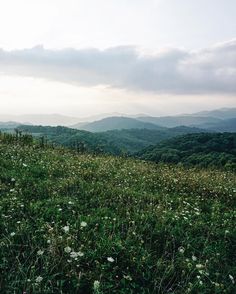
(137, 133, 236, 170)
(17, 125, 208, 155)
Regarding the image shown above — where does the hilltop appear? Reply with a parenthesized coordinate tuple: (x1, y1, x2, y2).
(72, 116, 164, 132)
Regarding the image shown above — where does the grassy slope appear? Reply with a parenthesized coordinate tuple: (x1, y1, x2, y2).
(0, 142, 235, 293)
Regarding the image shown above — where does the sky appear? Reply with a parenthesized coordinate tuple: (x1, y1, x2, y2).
(0, 0, 235, 117)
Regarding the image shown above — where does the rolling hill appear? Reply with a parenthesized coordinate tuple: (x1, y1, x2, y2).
(100, 126, 210, 154)
(72, 116, 165, 132)
(137, 132, 236, 170)
(18, 124, 209, 155)
(18, 125, 122, 155)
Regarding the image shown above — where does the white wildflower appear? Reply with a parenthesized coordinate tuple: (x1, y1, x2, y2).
(64, 246, 72, 253)
(107, 257, 115, 263)
(93, 280, 100, 290)
(214, 282, 220, 287)
(62, 225, 69, 233)
(178, 247, 185, 254)
(37, 250, 44, 256)
(80, 221, 87, 228)
(123, 275, 132, 281)
(10, 232, 16, 237)
(192, 255, 197, 261)
(70, 251, 78, 259)
(35, 276, 43, 283)
(229, 274, 235, 284)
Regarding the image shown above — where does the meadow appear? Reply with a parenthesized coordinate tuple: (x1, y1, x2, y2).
(0, 136, 235, 293)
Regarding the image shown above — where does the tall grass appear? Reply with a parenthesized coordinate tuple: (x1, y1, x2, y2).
(0, 140, 235, 293)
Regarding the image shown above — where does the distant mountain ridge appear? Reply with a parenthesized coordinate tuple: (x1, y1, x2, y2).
(0, 121, 22, 130)
(136, 115, 221, 128)
(1, 107, 235, 131)
(202, 118, 236, 132)
(72, 108, 236, 132)
(192, 108, 236, 119)
(72, 116, 166, 132)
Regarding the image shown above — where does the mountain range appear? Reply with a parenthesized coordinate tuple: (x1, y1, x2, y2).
(73, 108, 236, 132)
(1, 107, 236, 133)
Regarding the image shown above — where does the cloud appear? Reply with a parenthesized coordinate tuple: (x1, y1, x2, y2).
(0, 40, 236, 94)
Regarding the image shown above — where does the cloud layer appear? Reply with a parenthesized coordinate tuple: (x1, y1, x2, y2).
(0, 40, 236, 94)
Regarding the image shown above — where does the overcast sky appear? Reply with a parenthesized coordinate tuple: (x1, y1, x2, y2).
(0, 0, 235, 116)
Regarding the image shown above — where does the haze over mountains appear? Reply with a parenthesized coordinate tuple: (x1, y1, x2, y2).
(192, 108, 236, 119)
(0, 114, 80, 126)
(0, 107, 235, 157)
(0, 112, 150, 127)
(0, 107, 236, 133)
(72, 108, 236, 132)
(73, 117, 165, 132)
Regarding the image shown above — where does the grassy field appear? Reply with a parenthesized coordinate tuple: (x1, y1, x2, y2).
(0, 140, 235, 293)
